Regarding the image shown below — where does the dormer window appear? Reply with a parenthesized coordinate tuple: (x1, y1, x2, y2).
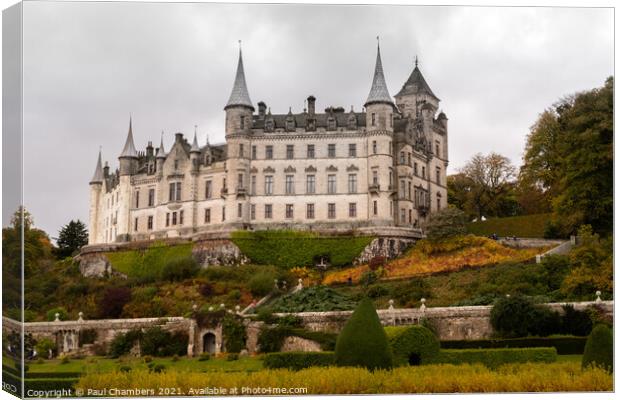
(286, 117, 295, 132)
(265, 118, 274, 132)
(327, 116, 336, 131)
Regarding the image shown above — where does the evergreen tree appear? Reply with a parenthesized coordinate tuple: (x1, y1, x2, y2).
(55, 220, 88, 258)
(582, 324, 613, 372)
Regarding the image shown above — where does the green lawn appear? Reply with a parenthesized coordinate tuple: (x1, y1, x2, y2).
(556, 354, 583, 363)
(25, 355, 263, 374)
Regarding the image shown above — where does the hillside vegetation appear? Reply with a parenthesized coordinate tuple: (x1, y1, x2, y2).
(466, 213, 553, 238)
(105, 242, 193, 280)
(323, 235, 546, 285)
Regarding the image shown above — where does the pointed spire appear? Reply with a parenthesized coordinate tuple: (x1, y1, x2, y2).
(225, 41, 254, 111)
(365, 37, 394, 107)
(190, 125, 200, 153)
(156, 131, 166, 159)
(119, 116, 138, 158)
(396, 56, 439, 100)
(90, 148, 104, 184)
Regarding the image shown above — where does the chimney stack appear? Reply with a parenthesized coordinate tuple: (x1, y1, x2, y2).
(307, 95, 316, 115)
(258, 101, 267, 118)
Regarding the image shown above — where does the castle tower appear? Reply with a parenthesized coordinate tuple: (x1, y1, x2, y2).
(116, 117, 138, 241)
(88, 149, 104, 244)
(364, 39, 397, 226)
(224, 43, 254, 226)
(156, 132, 166, 174)
(394, 57, 439, 118)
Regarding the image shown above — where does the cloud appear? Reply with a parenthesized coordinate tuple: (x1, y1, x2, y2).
(16, 3, 613, 236)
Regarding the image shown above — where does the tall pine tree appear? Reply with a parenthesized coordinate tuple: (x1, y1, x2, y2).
(55, 220, 88, 258)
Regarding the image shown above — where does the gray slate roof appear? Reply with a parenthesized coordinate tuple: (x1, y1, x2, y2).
(156, 134, 166, 159)
(90, 150, 104, 183)
(365, 43, 394, 106)
(119, 118, 138, 158)
(252, 110, 366, 130)
(396, 65, 438, 100)
(225, 48, 254, 110)
(190, 132, 201, 153)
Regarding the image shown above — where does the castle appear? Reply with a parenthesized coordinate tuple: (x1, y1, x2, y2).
(88, 42, 449, 245)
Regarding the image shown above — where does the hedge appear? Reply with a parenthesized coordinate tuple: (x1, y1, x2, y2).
(263, 352, 335, 370)
(385, 325, 440, 366)
(231, 230, 374, 268)
(582, 324, 613, 372)
(430, 347, 557, 368)
(440, 337, 587, 355)
(466, 213, 553, 238)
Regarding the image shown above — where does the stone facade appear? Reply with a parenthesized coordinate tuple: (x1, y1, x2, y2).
(88, 42, 449, 245)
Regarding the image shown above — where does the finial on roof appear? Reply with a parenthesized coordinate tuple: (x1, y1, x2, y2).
(119, 116, 138, 158)
(156, 131, 166, 159)
(225, 42, 254, 111)
(206, 134, 210, 146)
(90, 148, 104, 184)
(190, 126, 200, 153)
(365, 38, 394, 107)
(415, 55, 418, 68)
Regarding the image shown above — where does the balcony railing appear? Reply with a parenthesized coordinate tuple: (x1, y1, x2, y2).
(368, 183, 380, 194)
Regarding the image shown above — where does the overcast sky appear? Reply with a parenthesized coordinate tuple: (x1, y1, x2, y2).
(17, 2, 613, 237)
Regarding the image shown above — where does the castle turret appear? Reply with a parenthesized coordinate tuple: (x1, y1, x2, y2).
(190, 127, 201, 169)
(365, 39, 395, 132)
(224, 42, 254, 136)
(119, 117, 138, 176)
(88, 149, 104, 244)
(394, 57, 439, 118)
(156, 132, 166, 173)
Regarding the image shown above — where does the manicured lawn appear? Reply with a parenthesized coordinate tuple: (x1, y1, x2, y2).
(557, 354, 583, 363)
(25, 355, 263, 374)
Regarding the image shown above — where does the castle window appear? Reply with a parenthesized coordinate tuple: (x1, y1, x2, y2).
(240, 115, 245, 130)
(371, 113, 376, 126)
(389, 171, 393, 186)
(348, 174, 357, 193)
(408, 181, 412, 200)
(372, 141, 377, 154)
(237, 203, 243, 218)
(327, 117, 336, 130)
(172, 212, 177, 225)
(400, 208, 406, 223)
(348, 143, 357, 157)
(307, 144, 315, 159)
(205, 208, 211, 223)
(400, 180, 406, 198)
(205, 180, 212, 199)
(373, 200, 378, 216)
(409, 209, 412, 223)
(286, 145, 294, 159)
(327, 174, 337, 194)
(251, 175, 256, 195)
(422, 166, 426, 179)
(250, 204, 256, 220)
(328, 144, 336, 158)
(134, 217, 138, 232)
(390, 201, 393, 217)
(135, 190, 140, 208)
(408, 153, 412, 166)
(266, 145, 273, 159)
(435, 140, 440, 157)
(349, 203, 357, 218)
(169, 182, 182, 202)
(285, 175, 295, 194)
(238, 173, 244, 190)
(239, 143, 244, 157)
(265, 176, 274, 195)
(390, 113, 393, 127)
(372, 170, 379, 185)
(328, 203, 336, 219)
(252, 145, 257, 160)
(148, 216, 153, 230)
(437, 196, 441, 211)
(436, 167, 441, 185)
(389, 141, 393, 155)
(222, 206, 226, 221)
(400, 152, 405, 164)
(285, 204, 294, 219)
(174, 160, 179, 170)
(414, 163, 418, 176)
(306, 203, 315, 219)
(179, 210, 184, 225)
(264, 204, 273, 219)
(148, 188, 155, 207)
(166, 213, 170, 227)
(306, 175, 315, 194)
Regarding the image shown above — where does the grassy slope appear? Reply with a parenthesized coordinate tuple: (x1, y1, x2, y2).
(466, 213, 553, 238)
(105, 243, 193, 279)
(323, 236, 546, 285)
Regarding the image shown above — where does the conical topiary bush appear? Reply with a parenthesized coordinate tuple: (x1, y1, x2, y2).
(334, 297, 393, 370)
(582, 324, 613, 372)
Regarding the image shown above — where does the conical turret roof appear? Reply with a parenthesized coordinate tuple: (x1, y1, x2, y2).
(156, 132, 166, 159)
(365, 40, 394, 107)
(90, 149, 104, 184)
(225, 44, 254, 111)
(190, 128, 201, 153)
(119, 117, 138, 158)
(396, 58, 438, 100)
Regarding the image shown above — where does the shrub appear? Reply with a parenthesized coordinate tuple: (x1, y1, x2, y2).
(359, 271, 378, 286)
(108, 329, 142, 358)
(59, 356, 70, 364)
(226, 353, 239, 361)
(263, 352, 335, 370)
(368, 256, 386, 271)
(365, 284, 389, 299)
(119, 366, 132, 373)
(277, 315, 303, 328)
(46, 307, 68, 322)
(582, 324, 613, 372)
(98, 287, 132, 318)
(539, 255, 571, 291)
(425, 207, 467, 241)
(78, 329, 98, 345)
(222, 315, 247, 353)
(268, 286, 356, 313)
(490, 296, 561, 338)
(35, 338, 56, 357)
(390, 279, 432, 307)
(466, 213, 553, 238)
(385, 325, 440, 366)
(257, 326, 290, 353)
(149, 364, 166, 373)
(335, 298, 392, 370)
(440, 336, 587, 355)
(198, 283, 215, 298)
(256, 308, 277, 324)
(248, 270, 277, 297)
(143, 356, 152, 363)
(530, 306, 562, 337)
(431, 347, 557, 368)
(161, 257, 199, 282)
(560, 305, 593, 336)
(198, 353, 210, 361)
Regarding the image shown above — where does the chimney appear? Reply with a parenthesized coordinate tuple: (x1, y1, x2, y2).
(175, 132, 183, 143)
(258, 101, 267, 118)
(307, 95, 316, 115)
(103, 161, 110, 178)
(146, 141, 153, 157)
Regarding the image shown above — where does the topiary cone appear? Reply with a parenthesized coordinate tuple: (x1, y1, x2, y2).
(334, 297, 393, 370)
(582, 324, 613, 372)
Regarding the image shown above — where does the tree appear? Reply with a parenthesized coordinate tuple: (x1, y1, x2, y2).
(335, 298, 393, 370)
(452, 153, 517, 219)
(424, 207, 467, 241)
(55, 220, 88, 258)
(98, 287, 132, 318)
(582, 324, 613, 372)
